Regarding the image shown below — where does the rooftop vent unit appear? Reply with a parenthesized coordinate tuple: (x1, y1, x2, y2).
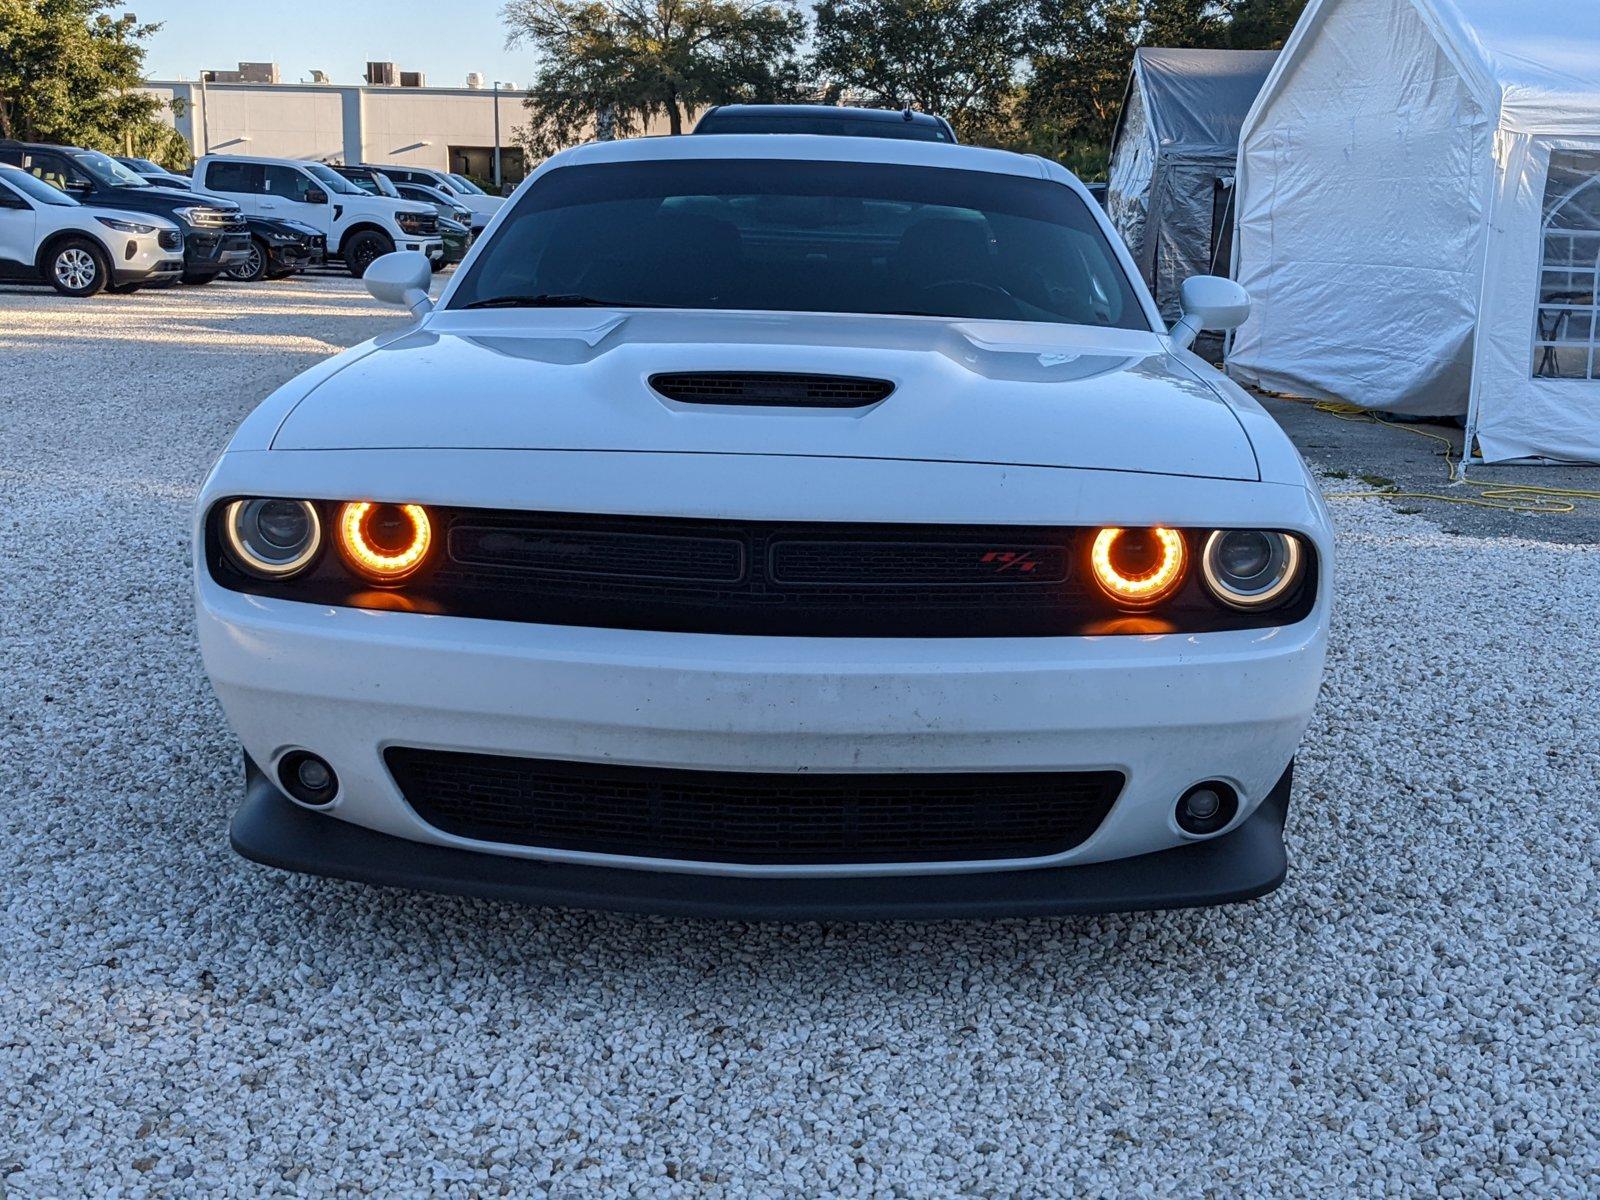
(366, 61, 397, 86)
(466, 72, 486, 90)
(400, 71, 426, 88)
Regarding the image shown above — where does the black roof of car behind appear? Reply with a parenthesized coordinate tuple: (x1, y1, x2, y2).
(691, 105, 957, 143)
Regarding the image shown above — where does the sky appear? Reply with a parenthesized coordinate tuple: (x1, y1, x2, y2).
(134, 0, 531, 87)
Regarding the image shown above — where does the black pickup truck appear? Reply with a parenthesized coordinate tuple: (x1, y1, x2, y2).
(0, 141, 251, 284)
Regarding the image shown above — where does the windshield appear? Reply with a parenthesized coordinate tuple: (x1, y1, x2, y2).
(304, 162, 365, 196)
(370, 172, 401, 198)
(449, 159, 1148, 329)
(448, 172, 486, 195)
(121, 157, 164, 173)
(74, 150, 150, 188)
(0, 166, 78, 206)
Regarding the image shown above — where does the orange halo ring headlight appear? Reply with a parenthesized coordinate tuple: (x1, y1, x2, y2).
(337, 501, 433, 582)
(1090, 526, 1188, 607)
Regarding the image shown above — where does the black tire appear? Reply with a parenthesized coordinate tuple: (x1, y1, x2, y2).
(343, 230, 393, 278)
(181, 271, 217, 286)
(45, 237, 110, 298)
(226, 237, 269, 282)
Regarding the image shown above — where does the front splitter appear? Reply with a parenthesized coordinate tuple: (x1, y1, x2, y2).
(231, 759, 1293, 921)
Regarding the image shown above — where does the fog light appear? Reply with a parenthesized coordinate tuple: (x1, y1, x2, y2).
(1176, 782, 1237, 836)
(279, 751, 339, 808)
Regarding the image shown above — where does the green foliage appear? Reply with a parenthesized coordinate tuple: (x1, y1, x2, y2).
(502, 0, 808, 156)
(0, 0, 180, 160)
(497, 0, 1312, 174)
(1020, 1, 1230, 161)
(811, 0, 1030, 143)
(1226, 0, 1309, 47)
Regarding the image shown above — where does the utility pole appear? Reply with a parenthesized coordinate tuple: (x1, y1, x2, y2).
(492, 82, 503, 192)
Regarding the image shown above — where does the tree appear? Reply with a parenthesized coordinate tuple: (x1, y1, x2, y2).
(1019, 0, 1230, 175)
(502, 0, 808, 155)
(1226, 0, 1308, 47)
(811, 0, 1030, 142)
(0, 0, 181, 161)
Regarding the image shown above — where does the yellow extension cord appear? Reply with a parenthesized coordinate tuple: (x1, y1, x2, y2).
(1308, 400, 1600, 515)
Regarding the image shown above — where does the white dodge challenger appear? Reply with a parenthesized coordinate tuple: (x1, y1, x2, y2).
(195, 134, 1332, 918)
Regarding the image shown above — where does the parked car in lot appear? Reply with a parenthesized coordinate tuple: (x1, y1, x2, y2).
(226, 215, 326, 282)
(693, 103, 959, 143)
(0, 140, 250, 284)
(198, 135, 1331, 919)
(434, 213, 472, 270)
(114, 156, 194, 190)
(362, 163, 502, 232)
(194, 155, 443, 277)
(0, 163, 184, 295)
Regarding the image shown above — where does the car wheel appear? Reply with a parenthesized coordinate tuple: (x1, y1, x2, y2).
(344, 231, 393, 278)
(47, 238, 110, 298)
(227, 238, 269, 282)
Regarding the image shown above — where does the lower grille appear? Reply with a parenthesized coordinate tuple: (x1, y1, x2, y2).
(386, 748, 1124, 865)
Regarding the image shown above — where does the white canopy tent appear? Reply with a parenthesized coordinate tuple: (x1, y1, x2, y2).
(1227, 0, 1600, 464)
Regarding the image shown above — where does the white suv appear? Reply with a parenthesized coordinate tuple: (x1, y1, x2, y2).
(194, 156, 443, 277)
(0, 164, 183, 295)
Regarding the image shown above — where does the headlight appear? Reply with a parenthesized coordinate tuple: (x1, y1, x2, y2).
(222, 499, 322, 578)
(395, 211, 432, 235)
(1090, 527, 1187, 607)
(1201, 530, 1305, 609)
(95, 216, 158, 234)
(337, 502, 432, 582)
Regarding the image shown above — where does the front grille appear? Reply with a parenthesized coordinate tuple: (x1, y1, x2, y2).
(398, 211, 440, 236)
(386, 748, 1124, 865)
(650, 372, 895, 408)
(209, 507, 1319, 637)
(158, 229, 182, 250)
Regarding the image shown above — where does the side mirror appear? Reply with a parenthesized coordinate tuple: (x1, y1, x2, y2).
(304, 187, 328, 205)
(365, 251, 434, 318)
(1170, 275, 1250, 350)
(64, 179, 93, 196)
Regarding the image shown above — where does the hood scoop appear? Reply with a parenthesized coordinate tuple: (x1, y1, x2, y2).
(650, 372, 894, 409)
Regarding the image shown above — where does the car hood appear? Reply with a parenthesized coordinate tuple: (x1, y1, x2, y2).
(271, 310, 1259, 480)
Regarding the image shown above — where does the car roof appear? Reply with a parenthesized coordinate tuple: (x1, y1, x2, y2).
(557, 133, 1044, 178)
(699, 104, 948, 127)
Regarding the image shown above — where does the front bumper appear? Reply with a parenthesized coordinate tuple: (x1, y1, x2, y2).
(198, 580, 1324, 878)
(234, 756, 1294, 919)
(185, 229, 252, 274)
(264, 239, 322, 273)
(400, 237, 445, 261)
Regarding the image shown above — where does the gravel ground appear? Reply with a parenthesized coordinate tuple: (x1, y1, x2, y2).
(2, 276, 1597, 1197)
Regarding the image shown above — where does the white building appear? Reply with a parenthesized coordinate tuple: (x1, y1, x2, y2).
(140, 77, 534, 183)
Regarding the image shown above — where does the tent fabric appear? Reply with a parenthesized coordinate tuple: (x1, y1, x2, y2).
(1228, 0, 1600, 463)
(1107, 48, 1277, 322)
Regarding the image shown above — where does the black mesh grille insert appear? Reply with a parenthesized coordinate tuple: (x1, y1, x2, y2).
(386, 748, 1124, 865)
(650, 372, 895, 408)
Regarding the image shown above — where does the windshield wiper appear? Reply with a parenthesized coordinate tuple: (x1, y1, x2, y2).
(460, 293, 667, 310)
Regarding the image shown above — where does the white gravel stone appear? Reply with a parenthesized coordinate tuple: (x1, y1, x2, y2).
(0, 276, 1597, 1197)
